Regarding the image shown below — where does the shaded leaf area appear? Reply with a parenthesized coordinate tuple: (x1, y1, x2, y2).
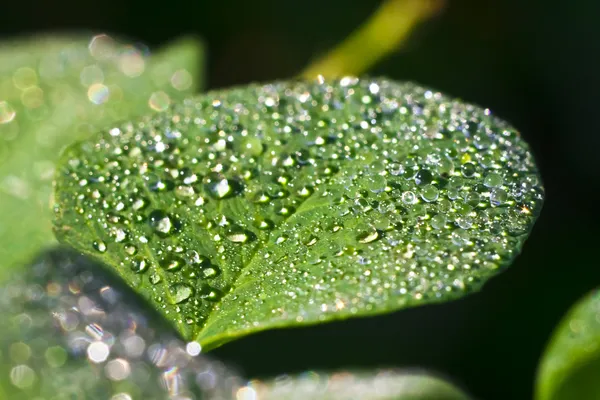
(0, 248, 240, 399)
(0, 34, 204, 275)
(243, 369, 471, 400)
(53, 77, 544, 349)
(536, 289, 600, 400)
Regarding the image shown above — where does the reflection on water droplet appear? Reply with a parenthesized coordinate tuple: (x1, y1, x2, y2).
(0, 101, 17, 124)
(169, 283, 194, 304)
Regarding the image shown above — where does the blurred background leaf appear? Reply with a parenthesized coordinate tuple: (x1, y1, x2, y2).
(242, 369, 471, 400)
(536, 289, 600, 400)
(0, 34, 204, 279)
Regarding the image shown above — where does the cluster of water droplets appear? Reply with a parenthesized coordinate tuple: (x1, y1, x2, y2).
(54, 76, 543, 345)
(0, 249, 242, 399)
(0, 33, 198, 268)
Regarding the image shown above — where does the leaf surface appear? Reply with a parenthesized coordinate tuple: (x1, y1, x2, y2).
(536, 289, 600, 400)
(0, 34, 204, 276)
(53, 77, 544, 349)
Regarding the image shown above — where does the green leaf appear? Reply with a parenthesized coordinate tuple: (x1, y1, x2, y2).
(536, 289, 600, 400)
(0, 34, 204, 277)
(0, 248, 241, 399)
(53, 78, 544, 350)
(240, 370, 471, 400)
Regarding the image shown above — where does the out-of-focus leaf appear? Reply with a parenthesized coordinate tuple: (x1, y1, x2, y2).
(239, 370, 471, 400)
(0, 248, 240, 399)
(536, 289, 600, 400)
(0, 34, 204, 277)
(53, 77, 543, 350)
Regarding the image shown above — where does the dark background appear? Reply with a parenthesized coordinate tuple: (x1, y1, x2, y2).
(2, 1, 599, 399)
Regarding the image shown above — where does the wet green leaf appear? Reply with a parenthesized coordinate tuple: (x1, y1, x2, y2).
(240, 369, 471, 400)
(0, 34, 204, 277)
(53, 78, 544, 350)
(536, 289, 600, 400)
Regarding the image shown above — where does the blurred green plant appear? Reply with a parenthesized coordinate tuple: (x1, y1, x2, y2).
(0, 34, 204, 279)
(536, 289, 600, 400)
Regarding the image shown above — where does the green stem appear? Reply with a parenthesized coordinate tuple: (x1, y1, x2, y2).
(301, 0, 445, 78)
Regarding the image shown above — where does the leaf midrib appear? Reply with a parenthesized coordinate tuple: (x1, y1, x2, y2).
(195, 169, 345, 340)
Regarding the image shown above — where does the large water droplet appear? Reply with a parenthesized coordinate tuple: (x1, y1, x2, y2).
(160, 256, 186, 272)
(130, 257, 150, 274)
(169, 283, 194, 304)
(93, 240, 107, 253)
(148, 210, 180, 237)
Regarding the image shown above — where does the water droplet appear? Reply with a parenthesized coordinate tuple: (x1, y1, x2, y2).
(160, 256, 186, 272)
(389, 163, 404, 176)
(148, 210, 180, 237)
(132, 197, 149, 211)
(401, 191, 417, 205)
(202, 266, 220, 279)
(242, 137, 264, 157)
(206, 178, 238, 199)
(461, 162, 477, 178)
(226, 228, 255, 244)
(357, 228, 380, 244)
(169, 283, 194, 304)
(149, 272, 162, 285)
(187, 250, 210, 267)
(147, 174, 174, 192)
(415, 169, 433, 185)
(93, 240, 107, 253)
(175, 185, 195, 198)
(431, 214, 447, 230)
(366, 175, 386, 193)
(490, 188, 508, 206)
(297, 185, 314, 198)
(199, 285, 221, 302)
(420, 184, 439, 202)
(484, 172, 504, 188)
(130, 258, 150, 274)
